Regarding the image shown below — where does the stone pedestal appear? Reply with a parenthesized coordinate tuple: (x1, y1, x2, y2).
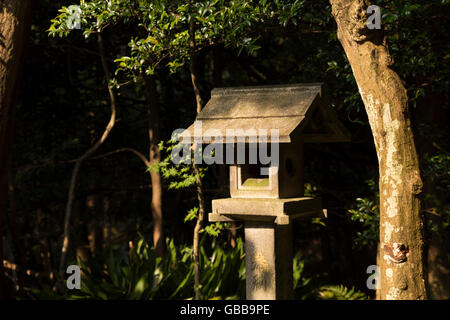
(244, 222, 293, 299)
(209, 197, 324, 300)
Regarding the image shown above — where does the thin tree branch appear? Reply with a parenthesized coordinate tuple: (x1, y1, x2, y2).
(14, 146, 150, 173)
(58, 32, 117, 279)
(89, 148, 150, 167)
(189, 15, 207, 301)
(431, 141, 450, 155)
(62, 44, 116, 63)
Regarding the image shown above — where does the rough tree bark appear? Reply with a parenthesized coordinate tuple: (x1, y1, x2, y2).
(330, 0, 427, 299)
(0, 0, 33, 298)
(146, 76, 165, 258)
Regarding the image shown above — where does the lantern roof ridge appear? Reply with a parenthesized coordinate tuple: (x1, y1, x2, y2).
(182, 83, 351, 143)
(210, 82, 324, 96)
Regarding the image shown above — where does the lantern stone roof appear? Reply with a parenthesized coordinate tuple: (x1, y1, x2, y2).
(181, 83, 350, 143)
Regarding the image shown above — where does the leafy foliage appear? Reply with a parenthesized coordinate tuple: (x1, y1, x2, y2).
(32, 235, 359, 300)
(292, 252, 326, 300)
(349, 198, 379, 249)
(348, 180, 379, 249)
(149, 138, 206, 190)
(150, 139, 228, 237)
(33, 235, 246, 300)
(422, 154, 450, 235)
(49, 0, 304, 84)
(317, 285, 369, 300)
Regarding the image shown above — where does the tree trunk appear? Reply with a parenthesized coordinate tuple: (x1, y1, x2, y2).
(146, 76, 165, 257)
(0, 0, 33, 298)
(330, 0, 426, 299)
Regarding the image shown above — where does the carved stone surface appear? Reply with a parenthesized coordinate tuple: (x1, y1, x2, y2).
(209, 197, 323, 225)
(243, 222, 294, 300)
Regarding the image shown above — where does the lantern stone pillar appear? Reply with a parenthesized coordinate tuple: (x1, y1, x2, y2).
(244, 222, 293, 299)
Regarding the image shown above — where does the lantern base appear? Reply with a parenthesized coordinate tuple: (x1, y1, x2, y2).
(209, 197, 325, 225)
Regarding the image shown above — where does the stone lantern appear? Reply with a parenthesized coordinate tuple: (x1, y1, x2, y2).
(181, 83, 350, 299)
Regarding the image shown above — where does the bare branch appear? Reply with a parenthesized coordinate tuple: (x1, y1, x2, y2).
(59, 32, 117, 279)
(90, 148, 150, 167)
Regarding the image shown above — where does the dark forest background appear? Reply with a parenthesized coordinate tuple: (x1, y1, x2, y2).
(2, 0, 449, 299)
